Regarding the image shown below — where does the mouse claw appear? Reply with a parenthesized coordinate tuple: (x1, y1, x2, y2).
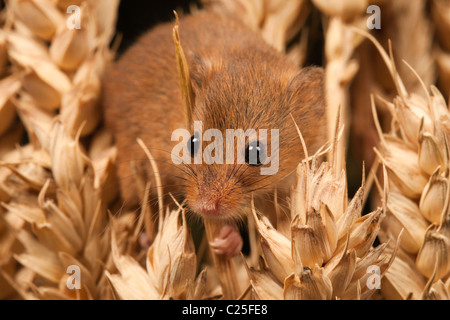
(209, 224, 243, 259)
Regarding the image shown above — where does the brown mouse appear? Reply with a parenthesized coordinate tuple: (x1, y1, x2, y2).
(103, 10, 326, 257)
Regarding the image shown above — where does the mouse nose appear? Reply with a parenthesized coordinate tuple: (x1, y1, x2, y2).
(197, 200, 221, 216)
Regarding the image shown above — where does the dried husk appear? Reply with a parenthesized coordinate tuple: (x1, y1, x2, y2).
(247, 149, 393, 300)
(60, 50, 105, 137)
(49, 3, 96, 71)
(11, 0, 64, 41)
(419, 171, 448, 224)
(9, 52, 72, 111)
(376, 137, 428, 199)
(382, 247, 427, 300)
(251, 207, 294, 284)
(203, 0, 310, 64)
(418, 129, 444, 176)
(416, 225, 450, 280)
(107, 209, 208, 300)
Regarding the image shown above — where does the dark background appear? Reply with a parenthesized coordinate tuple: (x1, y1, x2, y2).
(115, 0, 202, 54)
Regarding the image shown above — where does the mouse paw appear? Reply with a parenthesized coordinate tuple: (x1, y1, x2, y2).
(209, 224, 243, 259)
(139, 232, 152, 250)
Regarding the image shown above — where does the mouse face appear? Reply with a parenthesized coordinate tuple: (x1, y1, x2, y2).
(174, 56, 326, 220)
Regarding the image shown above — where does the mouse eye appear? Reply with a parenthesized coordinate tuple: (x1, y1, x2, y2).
(245, 141, 266, 166)
(188, 134, 200, 158)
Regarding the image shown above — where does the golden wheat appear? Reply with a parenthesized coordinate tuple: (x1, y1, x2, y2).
(361, 31, 450, 299)
(0, 0, 449, 301)
(0, 0, 119, 299)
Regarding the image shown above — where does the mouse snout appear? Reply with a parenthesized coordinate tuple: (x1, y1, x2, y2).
(188, 193, 226, 217)
(185, 167, 244, 219)
(197, 199, 221, 216)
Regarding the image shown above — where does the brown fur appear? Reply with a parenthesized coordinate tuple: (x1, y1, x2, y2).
(103, 11, 326, 219)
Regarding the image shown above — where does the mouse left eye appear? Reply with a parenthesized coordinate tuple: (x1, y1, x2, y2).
(188, 134, 200, 158)
(245, 141, 266, 166)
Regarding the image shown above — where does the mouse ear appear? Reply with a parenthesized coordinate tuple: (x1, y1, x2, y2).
(188, 51, 212, 90)
(287, 66, 325, 96)
(287, 66, 327, 150)
(287, 66, 326, 111)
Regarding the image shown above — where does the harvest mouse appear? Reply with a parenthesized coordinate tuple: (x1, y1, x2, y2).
(103, 10, 326, 257)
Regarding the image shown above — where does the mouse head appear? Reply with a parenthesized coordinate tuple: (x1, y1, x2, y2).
(172, 43, 326, 220)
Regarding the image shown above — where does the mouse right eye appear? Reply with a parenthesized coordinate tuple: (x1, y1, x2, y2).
(188, 134, 200, 157)
(245, 140, 266, 166)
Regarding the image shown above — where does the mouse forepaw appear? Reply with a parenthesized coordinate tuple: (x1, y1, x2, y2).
(209, 224, 243, 259)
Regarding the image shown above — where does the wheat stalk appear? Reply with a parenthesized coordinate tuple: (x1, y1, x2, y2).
(359, 28, 450, 299)
(0, 0, 119, 299)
